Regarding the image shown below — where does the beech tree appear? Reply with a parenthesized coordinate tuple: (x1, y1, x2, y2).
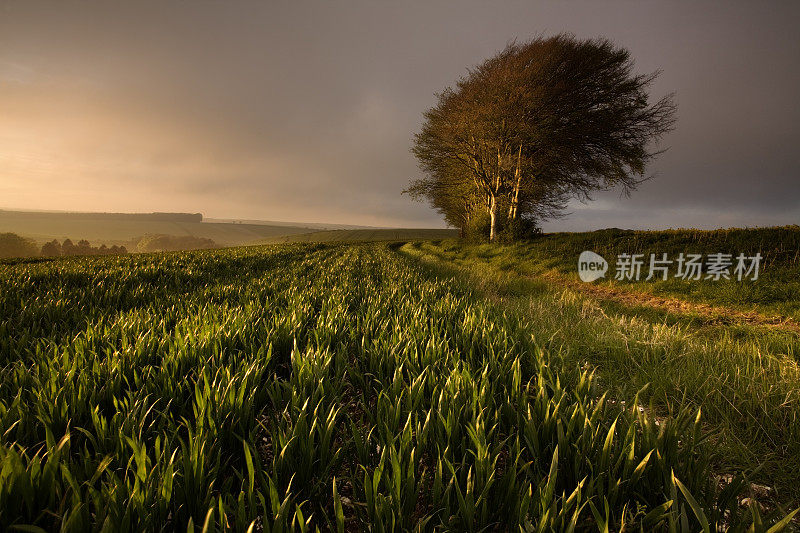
(407, 34, 676, 241)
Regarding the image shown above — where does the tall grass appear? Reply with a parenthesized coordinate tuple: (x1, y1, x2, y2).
(0, 243, 795, 530)
(433, 226, 800, 320)
(406, 239, 800, 507)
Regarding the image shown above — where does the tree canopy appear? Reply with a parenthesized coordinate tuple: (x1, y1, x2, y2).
(407, 34, 676, 241)
(0, 233, 38, 259)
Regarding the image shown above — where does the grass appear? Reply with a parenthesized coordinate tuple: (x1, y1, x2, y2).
(446, 226, 800, 321)
(404, 233, 800, 507)
(0, 240, 797, 531)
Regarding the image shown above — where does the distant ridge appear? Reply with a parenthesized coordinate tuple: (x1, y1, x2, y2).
(0, 209, 453, 247)
(205, 217, 371, 230)
(0, 210, 202, 223)
(0, 209, 312, 246)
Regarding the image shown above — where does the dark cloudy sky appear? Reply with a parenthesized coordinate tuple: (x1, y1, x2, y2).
(1, 1, 798, 230)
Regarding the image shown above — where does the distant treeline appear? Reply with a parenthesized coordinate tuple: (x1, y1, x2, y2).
(41, 239, 128, 257)
(0, 233, 127, 259)
(0, 232, 219, 259)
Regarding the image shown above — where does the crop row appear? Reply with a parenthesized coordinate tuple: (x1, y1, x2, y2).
(0, 244, 794, 531)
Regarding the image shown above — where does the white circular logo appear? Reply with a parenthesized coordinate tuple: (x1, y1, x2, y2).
(578, 251, 608, 282)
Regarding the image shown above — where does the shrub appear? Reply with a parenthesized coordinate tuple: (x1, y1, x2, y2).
(0, 233, 38, 258)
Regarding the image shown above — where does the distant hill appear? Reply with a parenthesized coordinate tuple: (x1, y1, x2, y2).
(0, 209, 455, 248)
(0, 209, 315, 247)
(262, 228, 459, 243)
(205, 218, 372, 230)
(24, 211, 205, 222)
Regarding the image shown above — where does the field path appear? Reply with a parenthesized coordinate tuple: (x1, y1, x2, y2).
(547, 272, 800, 334)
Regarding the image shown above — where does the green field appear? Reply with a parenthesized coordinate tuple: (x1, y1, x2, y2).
(0, 233, 798, 531)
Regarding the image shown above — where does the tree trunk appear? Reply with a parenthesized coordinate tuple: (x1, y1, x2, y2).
(508, 144, 522, 220)
(489, 195, 497, 242)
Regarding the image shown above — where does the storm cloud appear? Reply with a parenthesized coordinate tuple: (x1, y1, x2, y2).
(1, 1, 798, 229)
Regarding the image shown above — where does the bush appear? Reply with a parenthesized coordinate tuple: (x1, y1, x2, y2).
(497, 217, 543, 243)
(0, 233, 39, 259)
(463, 212, 491, 243)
